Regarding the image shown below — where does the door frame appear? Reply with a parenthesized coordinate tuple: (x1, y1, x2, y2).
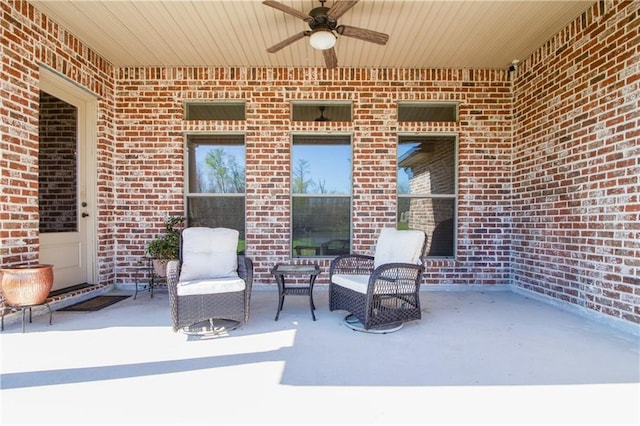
(39, 66, 98, 285)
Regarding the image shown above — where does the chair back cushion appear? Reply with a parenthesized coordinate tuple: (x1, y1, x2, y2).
(179, 227, 239, 281)
(373, 228, 425, 269)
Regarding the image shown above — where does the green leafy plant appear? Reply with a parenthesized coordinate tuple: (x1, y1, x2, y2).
(146, 216, 185, 260)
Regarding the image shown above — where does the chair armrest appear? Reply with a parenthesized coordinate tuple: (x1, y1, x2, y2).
(329, 254, 375, 277)
(238, 255, 253, 324)
(238, 255, 253, 293)
(368, 262, 424, 295)
(166, 260, 181, 298)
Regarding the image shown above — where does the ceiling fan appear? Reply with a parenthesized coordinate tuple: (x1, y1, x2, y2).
(315, 106, 329, 121)
(263, 0, 390, 68)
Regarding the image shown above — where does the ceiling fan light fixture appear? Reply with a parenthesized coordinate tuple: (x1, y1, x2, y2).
(309, 29, 336, 50)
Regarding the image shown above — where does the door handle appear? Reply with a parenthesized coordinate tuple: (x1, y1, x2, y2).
(82, 212, 89, 218)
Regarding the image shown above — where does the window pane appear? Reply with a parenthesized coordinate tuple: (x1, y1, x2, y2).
(291, 135, 352, 258)
(397, 102, 457, 122)
(292, 135, 351, 194)
(292, 197, 350, 257)
(186, 196, 245, 253)
(398, 136, 455, 195)
(398, 134, 456, 258)
(291, 103, 352, 122)
(186, 134, 246, 253)
(187, 135, 245, 193)
(185, 102, 245, 120)
(39, 91, 78, 233)
(398, 197, 455, 257)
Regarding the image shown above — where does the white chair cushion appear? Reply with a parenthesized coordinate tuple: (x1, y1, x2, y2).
(332, 274, 369, 294)
(373, 228, 425, 269)
(179, 227, 239, 281)
(332, 273, 411, 295)
(176, 274, 245, 296)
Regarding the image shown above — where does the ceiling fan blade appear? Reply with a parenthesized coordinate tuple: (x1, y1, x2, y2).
(263, 0, 310, 21)
(327, 1, 359, 19)
(267, 31, 308, 53)
(323, 48, 338, 69)
(337, 25, 389, 45)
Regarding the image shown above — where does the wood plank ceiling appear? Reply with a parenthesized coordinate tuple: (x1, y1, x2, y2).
(28, 0, 594, 69)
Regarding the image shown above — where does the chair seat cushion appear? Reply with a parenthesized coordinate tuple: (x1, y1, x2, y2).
(331, 274, 370, 294)
(177, 274, 245, 296)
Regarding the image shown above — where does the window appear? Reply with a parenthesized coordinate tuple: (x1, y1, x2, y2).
(398, 135, 457, 258)
(291, 102, 352, 122)
(291, 134, 352, 257)
(39, 91, 78, 233)
(186, 134, 245, 253)
(397, 102, 458, 123)
(185, 101, 246, 121)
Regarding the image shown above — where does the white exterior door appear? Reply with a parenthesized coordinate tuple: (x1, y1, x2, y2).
(39, 68, 97, 291)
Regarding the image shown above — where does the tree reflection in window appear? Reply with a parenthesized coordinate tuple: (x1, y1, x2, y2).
(186, 134, 246, 252)
(291, 134, 352, 257)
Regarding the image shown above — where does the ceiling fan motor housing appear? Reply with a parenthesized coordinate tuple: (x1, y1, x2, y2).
(308, 7, 338, 31)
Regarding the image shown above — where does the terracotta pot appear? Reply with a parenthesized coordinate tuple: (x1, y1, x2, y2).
(0, 264, 54, 306)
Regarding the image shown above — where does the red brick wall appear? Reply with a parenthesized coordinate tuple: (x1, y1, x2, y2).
(511, 0, 640, 323)
(1, 0, 115, 280)
(114, 67, 512, 286)
(1, 0, 638, 325)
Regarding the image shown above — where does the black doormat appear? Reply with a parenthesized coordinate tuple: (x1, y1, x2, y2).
(48, 283, 94, 297)
(58, 295, 129, 312)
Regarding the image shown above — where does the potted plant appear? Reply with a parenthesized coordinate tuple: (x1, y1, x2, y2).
(146, 215, 185, 277)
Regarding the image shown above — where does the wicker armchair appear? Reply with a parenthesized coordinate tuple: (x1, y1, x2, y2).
(166, 227, 253, 333)
(329, 228, 426, 332)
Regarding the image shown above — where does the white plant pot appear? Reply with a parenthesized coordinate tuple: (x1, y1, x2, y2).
(152, 259, 169, 278)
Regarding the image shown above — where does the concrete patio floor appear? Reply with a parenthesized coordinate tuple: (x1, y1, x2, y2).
(1, 285, 639, 425)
